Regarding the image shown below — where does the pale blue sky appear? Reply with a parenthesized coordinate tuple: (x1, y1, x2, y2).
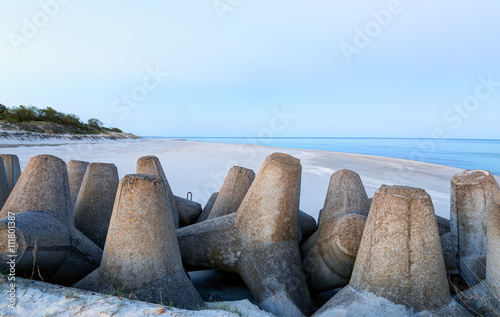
(1, 1, 499, 138)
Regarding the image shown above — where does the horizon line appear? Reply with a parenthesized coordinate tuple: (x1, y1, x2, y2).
(141, 136, 500, 141)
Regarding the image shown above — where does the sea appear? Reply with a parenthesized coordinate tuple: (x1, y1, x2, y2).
(148, 137, 500, 175)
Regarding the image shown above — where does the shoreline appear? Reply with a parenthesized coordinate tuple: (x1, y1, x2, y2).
(155, 136, 500, 176)
(1, 137, 496, 219)
(2, 135, 496, 176)
(0, 130, 140, 145)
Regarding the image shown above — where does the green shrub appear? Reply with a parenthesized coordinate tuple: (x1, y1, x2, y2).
(87, 118, 103, 129)
(0, 103, 122, 135)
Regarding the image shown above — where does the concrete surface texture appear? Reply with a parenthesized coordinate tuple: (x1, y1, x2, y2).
(67, 160, 89, 207)
(319, 169, 371, 226)
(74, 174, 205, 310)
(313, 185, 471, 316)
(207, 166, 255, 220)
(456, 190, 500, 316)
(450, 170, 500, 286)
(178, 153, 313, 317)
(0, 154, 102, 286)
(73, 162, 119, 249)
(0, 154, 21, 190)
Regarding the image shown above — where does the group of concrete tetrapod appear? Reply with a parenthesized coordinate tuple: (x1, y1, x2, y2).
(0, 152, 499, 316)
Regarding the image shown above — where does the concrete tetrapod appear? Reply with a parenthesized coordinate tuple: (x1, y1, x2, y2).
(0, 157, 10, 209)
(298, 209, 318, 244)
(67, 160, 89, 207)
(449, 170, 499, 286)
(177, 153, 313, 317)
(137, 155, 202, 228)
(73, 163, 119, 249)
(206, 166, 255, 220)
(313, 185, 472, 317)
(175, 196, 203, 227)
(456, 191, 500, 316)
(74, 174, 205, 310)
(195, 166, 316, 244)
(0, 154, 21, 191)
(300, 169, 368, 293)
(0, 211, 72, 279)
(318, 169, 370, 226)
(301, 213, 366, 293)
(196, 192, 219, 223)
(436, 215, 450, 236)
(440, 232, 458, 275)
(1, 155, 75, 227)
(0, 155, 102, 286)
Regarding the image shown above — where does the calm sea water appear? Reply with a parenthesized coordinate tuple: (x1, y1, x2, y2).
(150, 137, 500, 175)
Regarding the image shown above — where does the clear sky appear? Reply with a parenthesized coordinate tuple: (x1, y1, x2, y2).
(1, 1, 499, 138)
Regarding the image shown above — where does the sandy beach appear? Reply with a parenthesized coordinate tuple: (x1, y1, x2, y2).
(2, 137, 497, 219)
